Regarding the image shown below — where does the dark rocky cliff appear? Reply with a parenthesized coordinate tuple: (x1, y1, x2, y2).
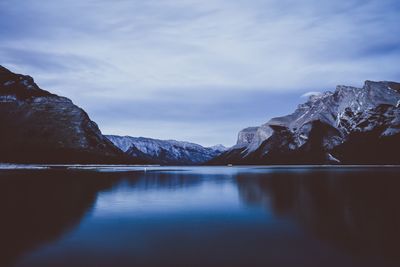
(0, 66, 130, 163)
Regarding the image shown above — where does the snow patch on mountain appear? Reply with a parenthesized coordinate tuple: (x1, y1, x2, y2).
(214, 80, 400, 165)
(106, 135, 226, 165)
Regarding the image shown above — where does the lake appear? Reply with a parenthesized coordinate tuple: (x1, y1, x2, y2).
(0, 166, 399, 267)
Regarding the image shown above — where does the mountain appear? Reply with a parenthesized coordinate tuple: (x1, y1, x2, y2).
(211, 81, 400, 165)
(0, 65, 131, 164)
(106, 135, 227, 165)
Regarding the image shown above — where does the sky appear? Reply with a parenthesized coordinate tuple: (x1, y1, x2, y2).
(1, 0, 400, 146)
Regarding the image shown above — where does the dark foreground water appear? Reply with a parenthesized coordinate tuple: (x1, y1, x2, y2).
(0, 166, 399, 267)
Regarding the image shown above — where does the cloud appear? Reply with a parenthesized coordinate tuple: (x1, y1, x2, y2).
(1, 0, 399, 145)
(301, 91, 322, 98)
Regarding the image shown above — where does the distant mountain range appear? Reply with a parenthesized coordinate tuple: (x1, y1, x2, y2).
(106, 135, 226, 165)
(1, 65, 399, 165)
(211, 81, 400, 165)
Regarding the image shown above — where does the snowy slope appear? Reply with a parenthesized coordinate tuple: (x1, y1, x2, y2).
(212, 80, 400, 165)
(106, 135, 227, 165)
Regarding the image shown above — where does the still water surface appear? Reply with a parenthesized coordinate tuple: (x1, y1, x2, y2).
(0, 166, 399, 267)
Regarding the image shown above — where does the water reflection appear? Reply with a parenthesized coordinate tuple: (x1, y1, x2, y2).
(0, 167, 399, 267)
(0, 170, 124, 266)
(236, 168, 400, 265)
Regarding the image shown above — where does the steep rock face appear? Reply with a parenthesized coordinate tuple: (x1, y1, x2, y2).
(212, 81, 400, 165)
(0, 66, 128, 163)
(106, 135, 227, 165)
(235, 127, 259, 148)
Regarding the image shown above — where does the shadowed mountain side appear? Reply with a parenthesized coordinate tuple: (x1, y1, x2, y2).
(0, 66, 140, 164)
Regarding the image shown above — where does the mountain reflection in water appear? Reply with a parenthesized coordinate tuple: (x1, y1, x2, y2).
(0, 167, 399, 267)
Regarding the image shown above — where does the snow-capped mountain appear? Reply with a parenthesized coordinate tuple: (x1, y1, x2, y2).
(106, 135, 227, 165)
(3, 64, 398, 165)
(0, 65, 130, 163)
(211, 81, 400, 165)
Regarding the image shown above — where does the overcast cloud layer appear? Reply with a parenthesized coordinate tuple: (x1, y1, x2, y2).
(1, 0, 399, 146)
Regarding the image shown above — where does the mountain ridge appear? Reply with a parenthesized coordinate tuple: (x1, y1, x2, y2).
(106, 135, 227, 165)
(0, 65, 132, 164)
(211, 80, 400, 165)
